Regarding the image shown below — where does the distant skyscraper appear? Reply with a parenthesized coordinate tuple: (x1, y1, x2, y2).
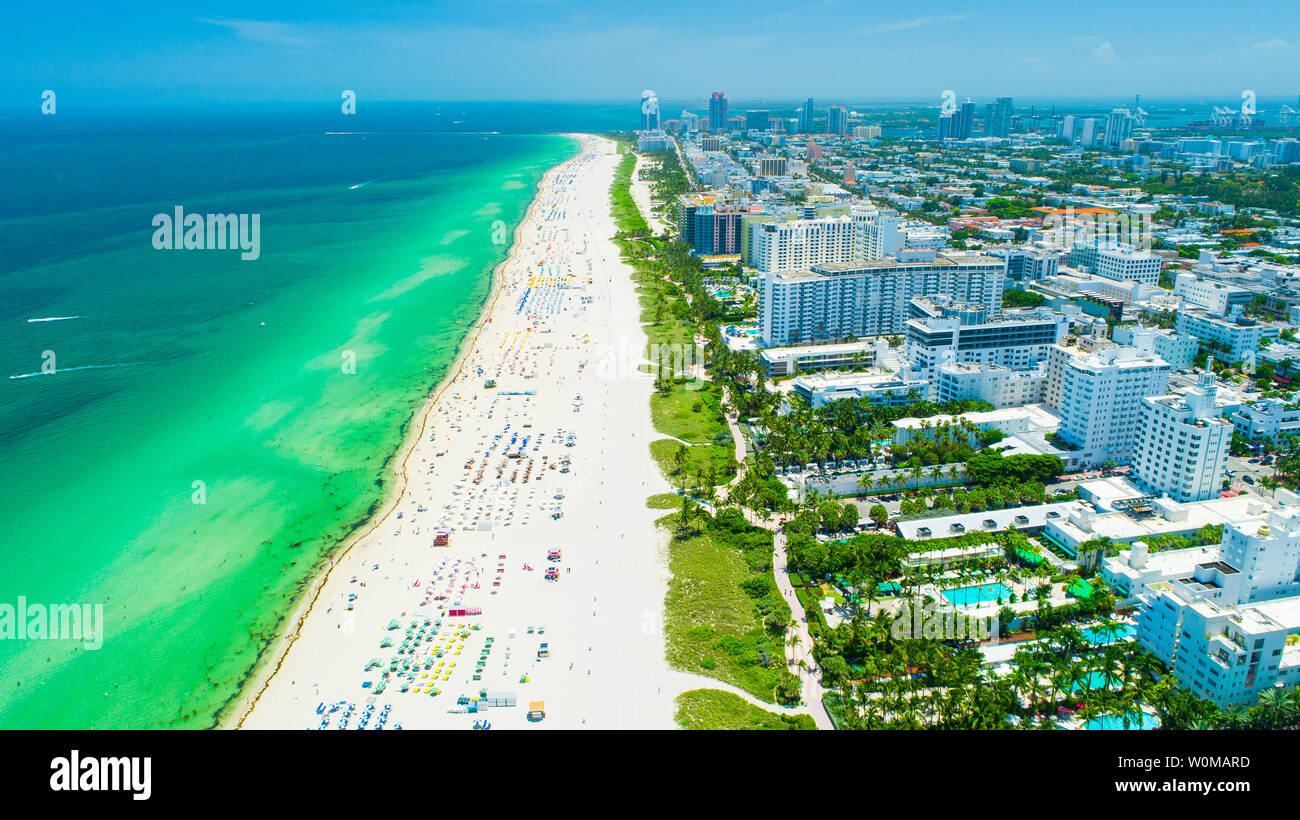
(799, 98, 815, 133)
(987, 97, 1012, 137)
(639, 90, 660, 131)
(826, 105, 849, 135)
(938, 114, 954, 141)
(1104, 108, 1134, 150)
(745, 109, 771, 131)
(1060, 114, 1077, 143)
(1080, 117, 1099, 147)
(955, 101, 976, 139)
(709, 92, 728, 132)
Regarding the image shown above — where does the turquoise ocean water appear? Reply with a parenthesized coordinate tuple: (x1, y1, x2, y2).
(0, 102, 630, 728)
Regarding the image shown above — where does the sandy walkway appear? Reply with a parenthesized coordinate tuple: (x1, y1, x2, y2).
(237, 136, 680, 730)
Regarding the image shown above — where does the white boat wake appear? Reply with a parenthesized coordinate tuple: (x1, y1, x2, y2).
(9, 359, 175, 380)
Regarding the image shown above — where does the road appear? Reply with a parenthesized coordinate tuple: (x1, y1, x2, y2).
(1225, 454, 1280, 500)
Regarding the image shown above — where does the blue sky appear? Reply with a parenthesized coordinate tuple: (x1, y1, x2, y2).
(3, 0, 1299, 108)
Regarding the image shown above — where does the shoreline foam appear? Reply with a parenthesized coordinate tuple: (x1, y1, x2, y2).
(222, 137, 582, 728)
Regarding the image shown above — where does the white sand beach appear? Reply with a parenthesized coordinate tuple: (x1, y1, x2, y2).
(237, 135, 681, 730)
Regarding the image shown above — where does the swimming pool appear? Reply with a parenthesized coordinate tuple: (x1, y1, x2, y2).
(940, 583, 1013, 606)
(1081, 623, 1136, 645)
(1085, 712, 1161, 730)
(1071, 671, 1117, 693)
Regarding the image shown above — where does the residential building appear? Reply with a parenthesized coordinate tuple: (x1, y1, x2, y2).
(757, 250, 1006, 346)
(904, 302, 1068, 388)
(992, 247, 1059, 282)
(1232, 397, 1300, 442)
(759, 339, 882, 377)
(1042, 339, 1172, 467)
(755, 156, 788, 177)
(1104, 108, 1134, 149)
(1137, 589, 1300, 707)
(639, 90, 660, 131)
(1066, 241, 1162, 286)
(1080, 118, 1099, 147)
(1112, 325, 1199, 371)
(749, 216, 858, 273)
(986, 97, 1013, 138)
(791, 372, 928, 408)
(799, 98, 815, 133)
(1174, 273, 1254, 317)
(1219, 508, 1300, 603)
(935, 362, 1047, 408)
(1060, 114, 1076, 143)
(1175, 309, 1280, 362)
(1131, 366, 1233, 502)
(708, 91, 728, 132)
(955, 101, 976, 140)
(690, 204, 745, 256)
(826, 106, 849, 136)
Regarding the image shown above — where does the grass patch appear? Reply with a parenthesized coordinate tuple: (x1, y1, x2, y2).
(609, 152, 650, 236)
(646, 493, 681, 509)
(650, 382, 729, 444)
(649, 439, 737, 486)
(663, 513, 794, 703)
(675, 689, 816, 730)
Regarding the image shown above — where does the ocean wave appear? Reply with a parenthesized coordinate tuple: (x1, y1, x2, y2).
(26, 315, 83, 323)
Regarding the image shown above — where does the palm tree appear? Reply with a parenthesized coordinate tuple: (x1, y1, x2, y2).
(857, 473, 875, 498)
(1261, 473, 1281, 499)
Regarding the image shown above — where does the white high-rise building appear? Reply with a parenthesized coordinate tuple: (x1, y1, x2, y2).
(854, 205, 902, 261)
(1080, 118, 1099, 147)
(1104, 108, 1134, 149)
(749, 216, 858, 273)
(1173, 273, 1253, 317)
(750, 206, 902, 274)
(1042, 339, 1172, 467)
(757, 250, 1006, 346)
(1220, 508, 1300, 603)
(1067, 241, 1162, 286)
(1134, 503, 1300, 706)
(1130, 366, 1233, 502)
(1060, 114, 1076, 143)
(904, 306, 1068, 390)
(1137, 586, 1300, 707)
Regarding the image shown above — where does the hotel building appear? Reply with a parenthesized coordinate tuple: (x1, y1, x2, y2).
(757, 250, 1005, 346)
(1130, 367, 1233, 502)
(1041, 339, 1171, 467)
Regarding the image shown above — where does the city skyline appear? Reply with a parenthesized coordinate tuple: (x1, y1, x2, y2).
(4, 0, 1300, 107)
